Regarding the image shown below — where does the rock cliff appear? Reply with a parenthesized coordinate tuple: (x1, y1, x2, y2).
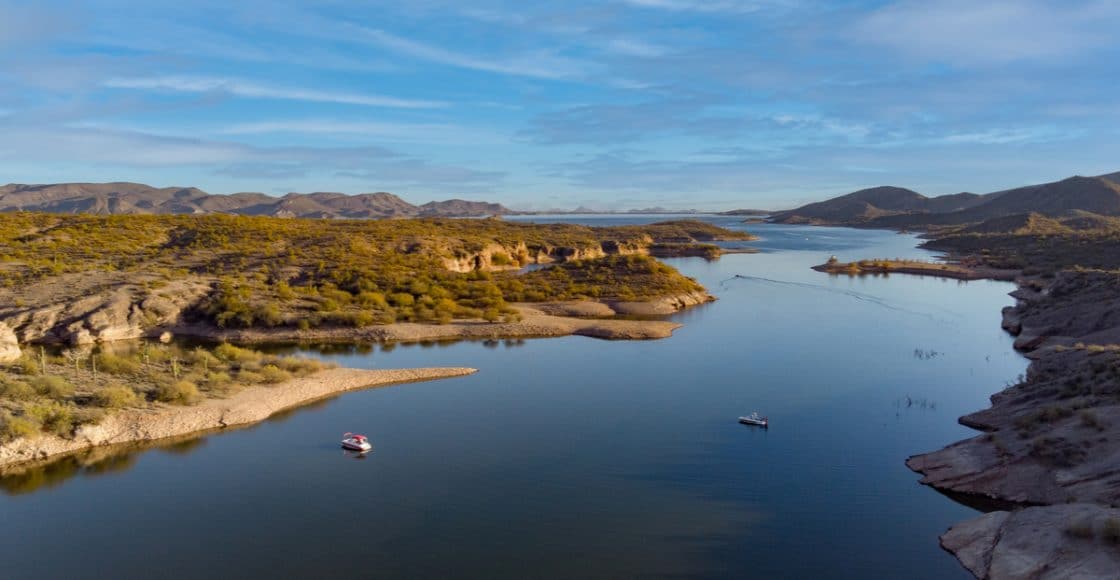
(0, 322, 20, 363)
(0, 274, 210, 345)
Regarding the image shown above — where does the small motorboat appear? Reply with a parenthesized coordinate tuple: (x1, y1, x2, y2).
(738, 412, 769, 428)
(341, 433, 372, 452)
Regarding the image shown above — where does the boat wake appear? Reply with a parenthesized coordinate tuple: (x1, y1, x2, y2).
(719, 274, 959, 324)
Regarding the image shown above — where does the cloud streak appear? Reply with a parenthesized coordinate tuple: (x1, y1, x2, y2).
(0, 123, 504, 190)
(854, 0, 1120, 66)
(104, 76, 446, 109)
(353, 27, 596, 80)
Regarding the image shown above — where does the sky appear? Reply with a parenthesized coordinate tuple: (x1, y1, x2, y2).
(1, 0, 1118, 210)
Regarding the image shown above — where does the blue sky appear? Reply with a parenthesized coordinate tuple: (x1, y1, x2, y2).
(1, 0, 1118, 210)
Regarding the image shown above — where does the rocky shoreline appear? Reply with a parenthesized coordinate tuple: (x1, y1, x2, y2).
(0, 367, 477, 470)
(895, 267, 1120, 578)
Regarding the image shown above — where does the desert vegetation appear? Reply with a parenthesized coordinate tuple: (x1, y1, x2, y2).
(813, 256, 991, 279)
(0, 343, 329, 443)
(922, 213, 1120, 275)
(0, 213, 746, 336)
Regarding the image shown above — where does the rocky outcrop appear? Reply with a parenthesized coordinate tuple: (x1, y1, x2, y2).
(0, 322, 20, 363)
(0, 367, 477, 469)
(909, 271, 1120, 508)
(0, 275, 210, 345)
(906, 400, 1120, 506)
(441, 239, 651, 273)
(442, 242, 537, 273)
(609, 290, 716, 315)
(530, 301, 617, 317)
(941, 504, 1120, 579)
(903, 269, 1120, 577)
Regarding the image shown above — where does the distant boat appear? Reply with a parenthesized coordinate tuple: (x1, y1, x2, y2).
(738, 412, 769, 428)
(341, 433, 372, 452)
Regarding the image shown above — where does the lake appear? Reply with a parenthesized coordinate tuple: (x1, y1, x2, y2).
(0, 218, 1024, 579)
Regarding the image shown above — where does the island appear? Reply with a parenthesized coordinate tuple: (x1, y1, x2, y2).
(811, 256, 1017, 281)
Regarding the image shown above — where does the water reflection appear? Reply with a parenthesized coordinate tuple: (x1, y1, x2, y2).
(0, 220, 1026, 579)
(0, 435, 208, 496)
(341, 449, 371, 461)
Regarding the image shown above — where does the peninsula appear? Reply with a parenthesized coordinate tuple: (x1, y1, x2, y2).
(0, 212, 753, 466)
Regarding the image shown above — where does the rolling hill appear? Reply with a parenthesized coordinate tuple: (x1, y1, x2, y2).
(0, 182, 515, 218)
(770, 172, 1120, 228)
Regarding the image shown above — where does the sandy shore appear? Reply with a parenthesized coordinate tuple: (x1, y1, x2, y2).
(0, 367, 476, 469)
(168, 302, 690, 344)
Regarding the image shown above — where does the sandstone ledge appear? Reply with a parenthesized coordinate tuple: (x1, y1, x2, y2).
(941, 504, 1120, 580)
(0, 367, 476, 469)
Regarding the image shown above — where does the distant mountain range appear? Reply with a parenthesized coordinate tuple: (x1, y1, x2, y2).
(0, 182, 515, 219)
(770, 171, 1120, 228)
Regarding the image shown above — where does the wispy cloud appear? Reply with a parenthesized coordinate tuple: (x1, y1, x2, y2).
(618, 0, 792, 14)
(353, 27, 595, 80)
(219, 119, 510, 145)
(103, 76, 446, 109)
(604, 38, 670, 58)
(0, 123, 504, 190)
(854, 0, 1120, 66)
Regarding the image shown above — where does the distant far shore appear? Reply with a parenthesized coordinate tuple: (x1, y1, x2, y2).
(811, 258, 1018, 281)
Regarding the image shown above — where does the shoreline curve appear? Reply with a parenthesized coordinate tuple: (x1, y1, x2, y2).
(0, 367, 477, 470)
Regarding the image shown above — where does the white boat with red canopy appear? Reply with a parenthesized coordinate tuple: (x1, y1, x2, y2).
(341, 433, 372, 452)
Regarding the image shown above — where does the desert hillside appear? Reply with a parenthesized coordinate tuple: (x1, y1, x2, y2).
(0, 182, 515, 219)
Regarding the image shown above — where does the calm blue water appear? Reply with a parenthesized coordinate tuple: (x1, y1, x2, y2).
(0, 219, 1024, 579)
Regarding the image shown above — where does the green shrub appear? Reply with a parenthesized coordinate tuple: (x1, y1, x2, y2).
(31, 375, 75, 399)
(275, 281, 296, 300)
(278, 357, 324, 375)
(357, 291, 388, 309)
(389, 293, 415, 307)
(255, 302, 284, 327)
(11, 355, 40, 376)
(0, 378, 36, 400)
(236, 370, 265, 384)
(96, 353, 140, 375)
(0, 411, 38, 442)
(26, 402, 76, 437)
(155, 381, 200, 405)
(205, 371, 232, 385)
(214, 343, 261, 363)
(259, 365, 291, 384)
(93, 385, 140, 409)
(187, 347, 221, 370)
